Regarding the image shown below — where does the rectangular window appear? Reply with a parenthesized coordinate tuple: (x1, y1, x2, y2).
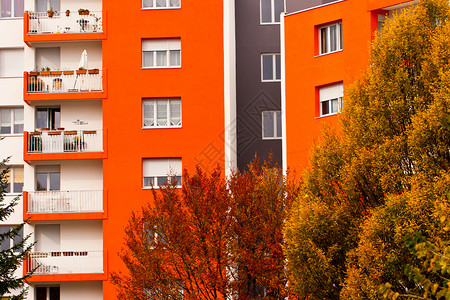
(36, 165, 60, 191)
(3, 166, 23, 194)
(0, 225, 23, 252)
(36, 286, 60, 300)
(0, 0, 24, 18)
(319, 83, 343, 117)
(261, 53, 281, 82)
(142, 39, 181, 69)
(0, 49, 24, 77)
(143, 98, 181, 128)
(142, 0, 180, 9)
(0, 108, 23, 135)
(318, 22, 342, 55)
(262, 111, 282, 139)
(260, 0, 284, 24)
(143, 158, 182, 188)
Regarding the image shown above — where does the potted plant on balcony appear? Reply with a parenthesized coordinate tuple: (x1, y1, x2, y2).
(88, 68, 99, 75)
(63, 70, 74, 75)
(65, 9, 70, 17)
(50, 69, 62, 76)
(76, 68, 87, 75)
(40, 67, 51, 76)
(47, 7, 56, 18)
(29, 70, 39, 76)
(78, 8, 90, 15)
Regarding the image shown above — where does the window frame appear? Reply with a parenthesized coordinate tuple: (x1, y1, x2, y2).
(262, 110, 282, 140)
(260, 0, 284, 25)
(261, 53, 281, 82)
(318, 83, 344, 117)
(318, 21, 343, 56)
(3, 165, 23, 194)
(142, 0, 181, 10)
(142, 39, 181, 69)
(0, 48, 24, 78)
(143, 158, 182, 189)
(0, 225, 23, 253)
(0, 107, 23, 136)
(142, 98, 182, 129)
(0, 0, 24, 19)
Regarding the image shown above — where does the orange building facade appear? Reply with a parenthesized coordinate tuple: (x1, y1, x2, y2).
(282, 0, 414, 173)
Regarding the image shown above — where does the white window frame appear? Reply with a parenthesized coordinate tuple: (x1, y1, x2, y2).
(142, 0, 180, 10)
(143, 158, 182, 189)
(3, 165, 24, 194)
(142, 98, 182, 129)
(261, 53, 281, 82)
(262, 111, 282, 140)
(318, 22, 343, 55)
(319, 83, 343, 117)
(142, 39, 181, 69)
(260, 0, 284, 25)
(0, 0, 24, 18)
(0, 107, 23, 136)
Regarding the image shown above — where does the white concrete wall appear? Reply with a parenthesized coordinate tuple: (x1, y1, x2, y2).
(24, 159, 102, 191)
(30, 41, 102, 71)
(0, 19, 24, 47)
(0, 78, 23, 104)
(28, 281, 103, 300)
(24, 0, 102, 13)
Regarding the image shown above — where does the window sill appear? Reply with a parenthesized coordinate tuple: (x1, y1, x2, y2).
(0, 17, 23, 20)
(262, 137, 282, 140)
(143, 186, 181, 190)
(262, 79, 282, 83)
(260, 22, 281, 26)
(0, 134, 24, 137)
(315, 112, 339, 119)
(315, 49, 343, 58)
(142, 66, 181, 70)
(141, 7, 181, 10)
(5, 193, 22, 196)
(142, 126, 182, 129)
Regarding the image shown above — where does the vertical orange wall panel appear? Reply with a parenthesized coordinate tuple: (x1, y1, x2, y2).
(101, 1, 226, 298)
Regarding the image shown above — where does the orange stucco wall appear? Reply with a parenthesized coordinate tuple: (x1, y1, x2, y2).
(284, 0, 394, 173)
(101, 1, 225, 298)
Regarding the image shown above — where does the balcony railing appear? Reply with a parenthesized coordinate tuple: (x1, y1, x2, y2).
(27, 130, 103, 154)
(27, 190, 103, 214)
(28, 250, 103, 275)
(27, 70, 102, 94)
(27, 11, 103, 34)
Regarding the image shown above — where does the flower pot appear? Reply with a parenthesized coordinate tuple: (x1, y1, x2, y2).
(78, 10, 89, 15)
(40, 71, 51, 76)
(88, 69, 99, 75)
(47, 11, 54, 18)
(63, 70, 74, 75)
(76, 69, 87, 75)
(50, 71, 62, 75)
(65, 10, 70, 16)
(29, 71, 39, 76)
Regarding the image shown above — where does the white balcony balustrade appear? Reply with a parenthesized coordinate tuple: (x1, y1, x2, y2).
(27, 70, 103, 94)
(27, 190, 103, 214)
(28, 11, 103, 34)
(28, 250, 103, 275)
(27, 130, 103, 154)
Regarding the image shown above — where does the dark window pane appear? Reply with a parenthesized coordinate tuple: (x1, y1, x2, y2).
(321, 101, 329, 115)
(13, 124, 23, 134)
(171, 176, 182, 186)
(50, 286, 60, 300)
(12, 226, 23, 252)
(339, 23, 343, 49)
(49, 172, 60, 190)
(52, 109, 60, 130)
(276, 111, 282, 137)
(36, 287, 47, 300)
(274, 0, 284, 22)
(157, 176, 168, 187)
(263, 112, 274, 138)
(36, 109, 48, 129)
(14, 0, 24, 17)
(261, 0, 271, 23)
(143, 177, 154, 187)
(1, 126, 11, 134)
(275, 54, 281, 80)
(36, 173, 47, 191)
(262, 55, 273, 80)
(330, 25, 337, 52)
(320, 28, 327, 54)
(0, 226, 10, 251)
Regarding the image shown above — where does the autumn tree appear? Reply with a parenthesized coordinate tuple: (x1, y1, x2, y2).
(0, 157, 33, 300)
(112, 158, 296, 299)
(284, 0, 450, 299)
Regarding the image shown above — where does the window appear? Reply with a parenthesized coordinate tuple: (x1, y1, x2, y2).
(0, 0, 24, 18)
(142, 39, 181, 68)
(3, 166, 23, 194)
(318, 22, 343, 55)
(35, 0, 60, 13)
(260, 0, 284, 24)
(36, 107, 60, 130)
(142, 0, 180, 9)
(261, 54, 281, 82)
(143, 98, 181, 128)
(319, 83, 343, 117)
(0, 108, 23, 135)
(143, 158, 182, 188)
(0, 225, 23, 252)
(0, 49, 24, 77)
(36, 165, 60, 191)
(378, 14, 386, 34)
(36, 286, 60, 300)
(262, 111, 281, 139)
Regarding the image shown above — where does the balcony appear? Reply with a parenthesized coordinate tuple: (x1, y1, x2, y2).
(24, 70, 106, 102)
(23, 190, 106, 221)
(24, 11, 107, 44)
(24, 129, 107, 161)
